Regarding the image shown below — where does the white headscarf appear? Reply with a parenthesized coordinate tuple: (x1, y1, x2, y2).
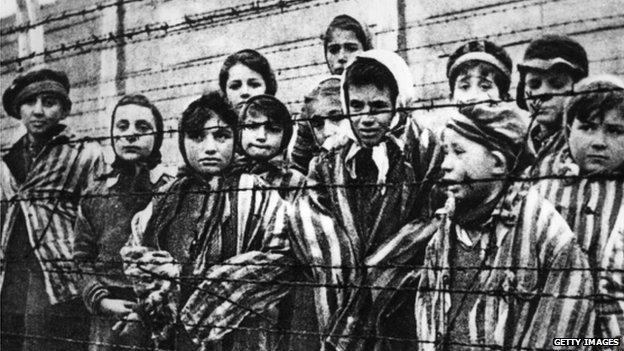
(340, 50, 415, 184)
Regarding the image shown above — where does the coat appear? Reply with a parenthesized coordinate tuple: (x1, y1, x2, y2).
(1, 125, 105, 304)
(415, 183, 594, 350)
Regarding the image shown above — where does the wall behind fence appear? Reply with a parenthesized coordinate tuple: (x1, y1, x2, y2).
(1, 0, 623, 166)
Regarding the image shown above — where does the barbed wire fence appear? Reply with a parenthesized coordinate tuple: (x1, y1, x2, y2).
(0, 0, 623, 350)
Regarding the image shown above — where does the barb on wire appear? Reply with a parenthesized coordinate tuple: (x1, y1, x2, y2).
(0, 0, 326, 68)
(3, 256, 623, 274)
(0, 0, 148, 37)
(1, 172, 623, 204)
(3, 87, 622, 153)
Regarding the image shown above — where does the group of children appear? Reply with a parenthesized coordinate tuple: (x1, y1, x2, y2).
(1, 12, 622, 351)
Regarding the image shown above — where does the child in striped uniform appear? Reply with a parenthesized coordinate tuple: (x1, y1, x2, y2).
(73, 94, 175, 351)
(1, 67, 105, 351)
(235, 94, 307, 202)
(533, 75, 624, 340)
(515, 35, 589, 176)
(415, 106, 593, 350)
(122, 91, 293, 351)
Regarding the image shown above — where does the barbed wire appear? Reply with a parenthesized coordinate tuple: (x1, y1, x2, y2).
(0, 0, 149, 36)
(2, 172, 623, 204)
(0, 0, 336, 68)
(1, 2, 620, 74)
(3, 256, 623, 274)
(2, 88, 621, 153)
(2, 265, 618, 302)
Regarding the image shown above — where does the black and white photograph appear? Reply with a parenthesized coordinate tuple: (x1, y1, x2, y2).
(0, 0, 623, 350)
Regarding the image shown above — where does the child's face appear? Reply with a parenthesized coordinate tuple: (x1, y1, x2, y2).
(226, 64, 267, 110)
(326, 28, 364, 75)
(240, 110, 284, 159)
(348, 84, 393, 147)
(524, 69, 574, 128)
(184, 113, 235, 176)
(441, 129, 499, 209)
(452, 67, 500, 105)
(308, 94, 344, 146)
(568, 107, 624, 174)
(19, 93, 66, 138)
(112, 104, 156, 162)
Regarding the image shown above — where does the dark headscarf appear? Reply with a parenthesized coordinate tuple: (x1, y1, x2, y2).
(110, 94, 164, 173)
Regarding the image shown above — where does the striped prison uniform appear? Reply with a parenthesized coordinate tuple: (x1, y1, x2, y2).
(1, 126, 105, 304)
(180, 127, 441, 350)
(415, 183, 594, 350)
(128, 173, 292, 351)
(532, 145, 624, 339)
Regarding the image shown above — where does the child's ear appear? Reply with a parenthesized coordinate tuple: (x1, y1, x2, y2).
(490, 150, 508, 176)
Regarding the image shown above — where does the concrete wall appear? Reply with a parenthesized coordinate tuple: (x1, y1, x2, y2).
(1, 0, 622, 166)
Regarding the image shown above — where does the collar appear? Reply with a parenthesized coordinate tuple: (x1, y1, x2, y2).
(344, 140, 390, 185)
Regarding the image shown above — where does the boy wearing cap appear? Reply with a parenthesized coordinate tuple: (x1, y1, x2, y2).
(533, 75, 624, 340)
(415, 106, 593, 350)
(515, 35, 589, 176)
(1, 68, 104, 351)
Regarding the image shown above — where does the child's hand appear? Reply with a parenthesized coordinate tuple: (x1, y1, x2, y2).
(99, 298, 136, 316)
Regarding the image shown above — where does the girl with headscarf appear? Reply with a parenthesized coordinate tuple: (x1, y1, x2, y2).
(290, 15, 374, 174)
(73, 94, 174, 351)
(234, 94, 307, 201)
(122, 91, 293, 350)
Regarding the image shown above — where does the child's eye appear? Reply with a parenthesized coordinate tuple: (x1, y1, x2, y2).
(310, 115, 324, 129)
(370, 101, 390, 111)
(267, 124, 283, 134)
(115, 120, 129, 131)
(458, 83, 470, 90)
(349, 100, 365, 111)
(480, 82, 493, 90)
(328, 44, 340, 55)
(345, 43, 360, 52)
(606, 125, 624, 136)
(526, 78, 542, 90)
(549, 78, 568, 90)
(577, 122, 597, 131)
(42, 96, 59, 107)
(214, 129, 233, 141)
(135, 121, 154, 133)
(248, 80, 262, 89)
(228, 81, 242, 90)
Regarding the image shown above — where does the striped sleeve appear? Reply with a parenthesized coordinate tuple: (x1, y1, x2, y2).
(519, 190, 595, 347)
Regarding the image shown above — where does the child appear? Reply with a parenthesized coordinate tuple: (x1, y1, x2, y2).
(219, 49, 277, 111)
(290, 14, 372, 173)
(123, 91, 292, 350)
(1, 67, 104, 351)
(291, 75, 349, 174)
(532, 75, 624, 339)
(308, 49, 439, 253)
(515, 35, 589, 176)
(237, 94, 307, 201)
(415, 106, 593, 349)
(73, 94, 174, 351)
(447, 40, 513, 105)
(323, 14, 373, 75)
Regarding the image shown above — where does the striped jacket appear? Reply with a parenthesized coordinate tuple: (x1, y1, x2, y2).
(128, 173, 292, 350)
(0, 126, 105, 304)
(415, 184, 594, 350)
(177, 186, 359, 349)
(532, 146, 624, 338)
